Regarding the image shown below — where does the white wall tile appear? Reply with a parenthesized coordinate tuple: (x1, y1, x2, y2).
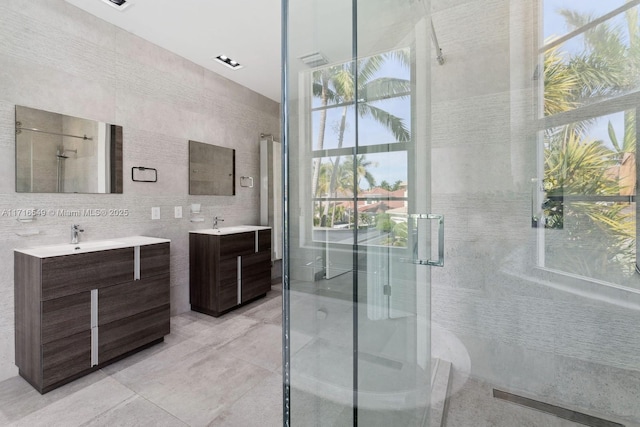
(429, 1, 640, 422)
(0, 0, 279, 381)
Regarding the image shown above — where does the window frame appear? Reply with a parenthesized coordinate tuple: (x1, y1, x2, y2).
(535, 1, 640, 284)
(307, 50, 414, 249)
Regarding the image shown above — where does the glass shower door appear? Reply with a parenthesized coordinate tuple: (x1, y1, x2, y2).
(283, 0, 434, 425)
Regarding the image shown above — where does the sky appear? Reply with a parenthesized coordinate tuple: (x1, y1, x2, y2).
(311, 52, 410, 190)
(310, 2, 637, 189)
(544, 0, 628, 41)
(544, 1, 636, 148)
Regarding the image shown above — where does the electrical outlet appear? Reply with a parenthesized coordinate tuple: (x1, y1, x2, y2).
(151, 207, 160, 220)
(174, 206, 182, 219)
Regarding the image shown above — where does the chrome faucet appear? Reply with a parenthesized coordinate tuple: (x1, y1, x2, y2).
(70, 224, 84, 244)
(213, 216, 224, 229)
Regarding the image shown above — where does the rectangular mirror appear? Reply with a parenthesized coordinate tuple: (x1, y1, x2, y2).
(15, 106, 123, 193)
(189, 140, 235, 196)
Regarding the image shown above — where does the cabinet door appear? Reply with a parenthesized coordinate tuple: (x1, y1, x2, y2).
(98, 274, 169, 364)
(190, 234, 213, 310)
(140, 243, 170, 279)
(41, 292, 91, 344)
(41, 294, 92, 391)
(258, 229, 271, 254)
(218, 258, 238, 312)
(241, 252, 271, 303)
(42, 330, 91, 391)
(99, 305, 170, 364)
(217, 234, 252, 312)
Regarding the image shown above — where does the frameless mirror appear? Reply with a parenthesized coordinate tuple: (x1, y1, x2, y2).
(189, 140, 235, 196)
(15, 106, 123, 193)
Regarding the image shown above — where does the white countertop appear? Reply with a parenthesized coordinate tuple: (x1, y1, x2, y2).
(15, 236, 170, 258)
(189, 225, 271, 236)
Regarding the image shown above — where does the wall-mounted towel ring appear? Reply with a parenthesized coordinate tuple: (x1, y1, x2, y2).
(132, 167, 157, 182)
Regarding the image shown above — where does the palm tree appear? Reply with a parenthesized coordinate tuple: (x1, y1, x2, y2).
(542, 5, 639, 280)
(559, 6, 640, 95)
(311, 50, 411, 227)
(544, 132, 618, 229)
(342, 155, 377, 191)
(312, 66, 344, 199)
(326, 53, 410, 192)
(543, 44, 581, 117)
(315, 160, 333, 226)
(324, 155, 378, 227)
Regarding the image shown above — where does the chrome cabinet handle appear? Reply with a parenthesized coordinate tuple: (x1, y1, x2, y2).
(409, 213, 444, 267)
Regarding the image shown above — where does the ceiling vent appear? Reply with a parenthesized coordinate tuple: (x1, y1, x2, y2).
(298, 52, 329, 68)
(100, 0, 132, 11)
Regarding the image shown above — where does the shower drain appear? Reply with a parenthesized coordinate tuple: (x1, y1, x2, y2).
(492, 389, 624, 427)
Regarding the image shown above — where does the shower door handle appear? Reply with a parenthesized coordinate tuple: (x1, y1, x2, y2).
(409, 213, 444, 267)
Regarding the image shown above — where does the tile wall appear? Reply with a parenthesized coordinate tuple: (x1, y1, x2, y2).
(0, 0, 279, 381)
(430, 0, 640, 424)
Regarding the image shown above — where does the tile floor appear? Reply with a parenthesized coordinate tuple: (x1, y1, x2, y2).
(0, 282, 620, 426)
(444, 375, 586, 427)
(0, 286, 284, 427)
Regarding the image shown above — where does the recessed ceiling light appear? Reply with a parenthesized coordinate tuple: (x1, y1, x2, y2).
(100, 0, 132, 11)
(214, 55, 243, 70)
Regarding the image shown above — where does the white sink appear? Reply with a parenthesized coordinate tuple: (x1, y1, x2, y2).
(71, 240, 124, 250)
(190, 225, 270, 236)
(213, 226, 254, 233)
(15, 236, 171, 258)
(19, 240, 125, 257)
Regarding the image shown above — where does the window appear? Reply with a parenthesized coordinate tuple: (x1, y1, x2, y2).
(309, 49, 412, 248)
(537, 1, 639, 285)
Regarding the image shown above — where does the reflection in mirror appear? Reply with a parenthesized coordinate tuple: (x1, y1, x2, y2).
(189, 140, 235, 196)
(15, 106, 123, 194)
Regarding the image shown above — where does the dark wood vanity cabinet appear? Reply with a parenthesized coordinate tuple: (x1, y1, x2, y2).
(190, 229, 271, 317)
(14, 242, 170, 393)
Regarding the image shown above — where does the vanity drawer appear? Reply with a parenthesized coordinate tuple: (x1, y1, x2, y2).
(99, 305, 170, 364)
(140, 243, 170, 278)
(42, 330, 91, 390)
(98, 274, 170, 326)
(41, 292, 91, 344)
(41, 248, 134, 300)
(219, 233, 255, 258)
(218, 258, 238, 284)
(241, 252, 271, 302)
(218, 280, 238, 312)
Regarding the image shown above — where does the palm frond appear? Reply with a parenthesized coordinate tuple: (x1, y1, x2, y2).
(623, 109, 637, 153)
(357, 55, 384, 85)
(332, 68, 355, 102)
(358, 77, 411, 102)
(312, 82, 340, 103)
(609, 120, 622, 153)
(543, 45, 580, 116)
(357, 104, 410, 142)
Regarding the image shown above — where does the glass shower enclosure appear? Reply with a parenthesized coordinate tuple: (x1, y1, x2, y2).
(283, 0, 435, 425)
(283, 0, 640, 426)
